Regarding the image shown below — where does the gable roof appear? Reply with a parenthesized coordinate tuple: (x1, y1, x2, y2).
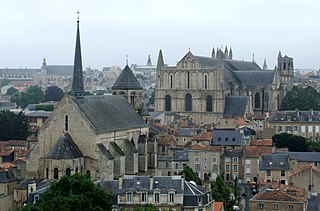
(211, 129, 243, 146)
(71, 95, 146, 134)
(46, 132, 83, 159)
(223, 95, 248, 118)
(112, 65, 142, 90)
(233, 71, 274, 87)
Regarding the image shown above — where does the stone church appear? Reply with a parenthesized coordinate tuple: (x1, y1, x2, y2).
(154, 47, 294, 124)
(26, 18, 155, 180)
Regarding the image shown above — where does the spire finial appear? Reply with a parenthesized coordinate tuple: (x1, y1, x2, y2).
(77, 10, 80, 22)
(126, 54, 128, 66)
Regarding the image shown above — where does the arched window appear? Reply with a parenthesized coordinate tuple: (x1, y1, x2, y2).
(65, 115, 68, 131)
(130, 95, 135, 106)
(66, 167, 71, 176)
(187, 72, 190, 89)
(254, 92, 261, 108)
(170, 75, 173, 89)
(206, 95, 213, 112)
(165, 95, 171, 111)
(53, 167, 59, 179)
(75, 167, 78, 173)
(204, 75, 208, 89)
(185, 93, 192, 111)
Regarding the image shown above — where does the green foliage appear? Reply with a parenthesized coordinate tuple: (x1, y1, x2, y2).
(146, 91, 155, 107)
(44, 86, 64, 102)
(272, 133, 307, 152)
(211, 175, 235, 211)
(0, 111, 29, 141)
(179, 165, 202, 186)
(5, 87, 18, 96)
(0, 78, 10, 87)
(233, 177, 240, 204)
(36, 104, 54, 111)
(133, 204, 157, 211)
(307, 141, 320, 152)
(281, 85, 320, 110)
(22, 174, 112, 211)
(10, 85, 44, 108)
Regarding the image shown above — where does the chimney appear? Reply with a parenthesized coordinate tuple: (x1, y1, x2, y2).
(295, 108, 299, 117)
(119, 176, 123, 189)
(181, 175, 185, 191)
(150, 176, 154, 190)
(310, 108, 314, 116)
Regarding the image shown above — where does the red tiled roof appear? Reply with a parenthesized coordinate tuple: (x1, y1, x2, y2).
(288, 164, 320, 177)
(192, 132, 212, 141)
(189, 144, 222, 151)
(0, 162, 16, 169)
(233, 118, 255, 126)
(244, 146, 273, 158)
(250, 139, 273, 146)
(157, 136, 175, 145)
(252, 190, 306, 203)
(214, 202, 224, 211)
(0, 149, 14, 156)
(6, 140, 27, 147)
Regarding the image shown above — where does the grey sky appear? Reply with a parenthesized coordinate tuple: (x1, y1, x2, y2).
(0, 0, 319, 70)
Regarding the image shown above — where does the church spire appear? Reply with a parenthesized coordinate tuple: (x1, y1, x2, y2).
(211, 47, 215, 58)
(263, 58, 268, 70)
(147, 55, 152, 66)
(71, 11, 85, 99)
(228, 48, 233, 59)
(157, 49, 164, 70)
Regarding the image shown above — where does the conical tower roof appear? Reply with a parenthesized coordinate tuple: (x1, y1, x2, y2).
(112, 65, 142, 90)
(71, 16, 84, 99)
(47, 132, 83, 159)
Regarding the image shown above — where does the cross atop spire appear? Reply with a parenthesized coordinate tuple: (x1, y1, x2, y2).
(71, 13, 84, 99)
(77, 10, 80, 22)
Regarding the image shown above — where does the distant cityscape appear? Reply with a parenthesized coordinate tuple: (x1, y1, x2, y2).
(1, 18, 320, 211)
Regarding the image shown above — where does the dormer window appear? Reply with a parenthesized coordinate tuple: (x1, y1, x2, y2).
(168, 192, 174, 203)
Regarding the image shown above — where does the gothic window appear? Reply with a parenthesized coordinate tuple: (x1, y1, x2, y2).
(130, 95, 135, 106)
(65, 115, 69, 131)
(46, 167, 49, 179)
(204, 75, 208, 89)
(53, 167, 59, 179)
(75, 167, 78, 173)
(254, 92, 261, 108)
(170, 75, 173, 89)
(187, 72, 190, 89)
(185, 93, 192, 111)
(165, 95, 171, 111)
(66, 167, 71, 176)
(206, 95, 213, 112)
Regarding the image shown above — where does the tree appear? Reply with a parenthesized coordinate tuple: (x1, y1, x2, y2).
(23, 174, 112, 211)
(44, 86, 64, 102)
(272, 133, 307, 152)
(10, 85, 44, 108)
(5, 87, 18, 96)
(179, 165, 202, 185)
(281, 85, 320, 110)
(0, 78, 10, 87)
(0, 111, 29, 141)
(211, 175, 235, 211)
(146, 91, 155, 107)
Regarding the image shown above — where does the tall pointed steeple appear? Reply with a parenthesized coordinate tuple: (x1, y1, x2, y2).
(71, 12, 85, 99)
(263, 58, 268, 70)
(157, 49, 164, 70)
(228, 48, 233, 59)
(224, 46, 228, 59)
(147, 55, 152, 66)
(211, 47, 215, 58)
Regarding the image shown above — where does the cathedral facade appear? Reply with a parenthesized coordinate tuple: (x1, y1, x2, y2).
(154, 48, 294, 124)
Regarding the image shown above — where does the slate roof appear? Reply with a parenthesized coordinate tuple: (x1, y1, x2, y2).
(234, 71, 274, 87)
(267, 110, 320, 122)
(15, 178, 35, 189)
(112, 65, 142, 90)
(224, 148, 244, 157)
(259, 154, 290, 170)
(46, 132, 83, 159)
(43, 65, 73, 76)
(24, 110, 52, 117)
(223, 95, 248, 118)
(0, 102, 16, 111)
(211, 129, 243, 146)
(173, 148, 188, 161)
(0, 68, 41, 76)
(276, 151, 320, 162)
(71, 95, 146, 134)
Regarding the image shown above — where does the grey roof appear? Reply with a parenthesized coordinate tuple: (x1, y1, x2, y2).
(97, 143, 114, 160)
(123, 139, 138, 153)
(223, 60, 261, 71)
(267, 110, 320, 122)
(223, 148, 244, 157)
(0, 102, 16, 110)
(308, 193, 320, 211)
(184, 181, 212, 206)
(112, 65, 142, 90)
(0, 171, 16, 183)
(223, 95, 248, 118)
(15, 179, 35, 189)
(139, 102, 149, 116)
(173, 148, 188, 161)
(234, 71, 274, 87)
(110, 142, 125, 156)
(259, 154, 290, 170)
(178, 128, 193, 136)
(276, 151, 320, 162)
(24, 110, 52, 117)
(47, 132, 84, 159)
(71, 95, 146, 134)
(44, 65, 73, 76)
(0, 68, 41, 76)
(24, 104, 38, 111)
(211, 129, 243, 146)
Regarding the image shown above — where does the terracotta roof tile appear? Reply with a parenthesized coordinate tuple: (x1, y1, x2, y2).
(288, 164, 320, 177)
(157, 135, 175, 145)
(214, 202, 224, 211)
(192, 132, 212, 141)
(0, 149, 14, 156)
(0, 162, 16, 169)
(244, 146, 273, 158)
(189, 144, 222, 151)
(250, 139, 273, 146)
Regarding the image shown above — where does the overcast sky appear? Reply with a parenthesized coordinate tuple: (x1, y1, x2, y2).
(0, 0, 319, 70)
